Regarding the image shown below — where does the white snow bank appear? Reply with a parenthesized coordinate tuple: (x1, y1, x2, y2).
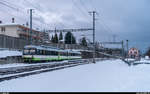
(140, 58, 150, 63)
(0, 59, 150, 92)
(0, 50, 22, 58)
(0, 63, 28, 68)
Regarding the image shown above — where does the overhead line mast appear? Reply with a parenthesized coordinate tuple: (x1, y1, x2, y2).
(29, 9, 34, 45)
(89, 11, 97, 64)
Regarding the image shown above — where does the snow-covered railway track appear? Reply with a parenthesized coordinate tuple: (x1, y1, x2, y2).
(0, 59, 86, 75)
(0, 63, 67, 75)
(0, 59, 91, 82)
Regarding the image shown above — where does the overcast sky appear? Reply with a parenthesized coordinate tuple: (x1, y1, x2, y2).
(0, 0, 150, 52)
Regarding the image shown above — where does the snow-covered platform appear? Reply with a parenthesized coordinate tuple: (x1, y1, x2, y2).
(0, 49, 22, 58)
(0, 49, 22, 64)
(0, 59, 150, 92)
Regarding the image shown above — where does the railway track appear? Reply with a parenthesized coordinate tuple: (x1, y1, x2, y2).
(0, 59, 91, 82)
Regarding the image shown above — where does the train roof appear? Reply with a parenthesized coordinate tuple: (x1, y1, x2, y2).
(65, 49, 81, 54)
(24, 45, 81, 54)
(24, 45, 64, 52)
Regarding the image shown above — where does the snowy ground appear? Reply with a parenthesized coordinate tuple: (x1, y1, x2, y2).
(0, 59, 150, 92)
(135, 58, 150, 63)
(0, 50, 22, 58)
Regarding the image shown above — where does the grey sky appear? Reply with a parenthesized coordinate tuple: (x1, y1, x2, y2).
(0, 0, 150, 52)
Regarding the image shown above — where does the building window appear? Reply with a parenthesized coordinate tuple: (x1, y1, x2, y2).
(1, 27, 5, 32)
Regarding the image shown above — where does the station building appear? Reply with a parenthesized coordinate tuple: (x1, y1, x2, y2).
(0, 23, 45, 43)
(128, 47, 140, 59)
(0, 18, 50, 49)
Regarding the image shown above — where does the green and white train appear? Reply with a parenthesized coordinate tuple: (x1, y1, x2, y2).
(23, 45, 82, 62)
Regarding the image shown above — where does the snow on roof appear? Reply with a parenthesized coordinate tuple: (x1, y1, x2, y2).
(0, 23, 40, 32)
(0, 23, 21, 27)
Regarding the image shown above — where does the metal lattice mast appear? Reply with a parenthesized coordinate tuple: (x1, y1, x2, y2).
(29, 9, 34, 45)
(89, 11, 96, 64)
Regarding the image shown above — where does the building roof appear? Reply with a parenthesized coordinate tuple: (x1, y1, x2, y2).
(129, 47, 139, 51)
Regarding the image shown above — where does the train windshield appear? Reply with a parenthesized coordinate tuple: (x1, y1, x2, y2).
(23, 50, 29, 54)
(23, 48, 36, 55)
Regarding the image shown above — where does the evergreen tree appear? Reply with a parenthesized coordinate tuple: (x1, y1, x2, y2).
(51, 35, 54, 43)
(145, 47, 150, 57)
(59, 32, 63, 40)
(72, 35, 76, 44)
(80, 37, 87, 46)
(53, 33, 58, 43)
(65, 32, 76, 44)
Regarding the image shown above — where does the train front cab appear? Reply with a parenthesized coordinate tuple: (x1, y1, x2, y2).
(23, 48, 36, 63)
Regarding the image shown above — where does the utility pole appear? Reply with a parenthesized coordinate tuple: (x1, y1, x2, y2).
(89, 11, 97, 64)
(126, 40, 129, 62)
(121, 40, 124, 59)
(29, 9, 34, 45)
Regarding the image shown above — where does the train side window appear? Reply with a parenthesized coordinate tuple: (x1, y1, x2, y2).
(54, 51, 56, 55)
(61, 52, 63, 56)
(34, 49, 37, 54)
(68, 53, 70, 56)
(40, 50, 43, 55)
(75, 53, 77, 56)
(59, 52, 61, 56)
(55, 51, 56, 55)
(49, 51, 52, 55)
(45, 50, 48, 55)
(53, 51, 55, 55)
(67, 52, 69, 56)
(43, 50, 46, 55)
(49, 51, 51, 55)
(46, 51, 48, 55)
(30, 49, 35, 55)
(37, 50, 40, 55)
(64, 52, 67, 56)
(45, 50, 47, 55)
(51, 51, 54, 55)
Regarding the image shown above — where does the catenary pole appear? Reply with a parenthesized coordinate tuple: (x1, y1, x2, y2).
(30, 9, 34, 45)
(89, 11, 96, 64)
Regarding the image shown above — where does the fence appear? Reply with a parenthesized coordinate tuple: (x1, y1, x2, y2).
(0, 35, 30, 50)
